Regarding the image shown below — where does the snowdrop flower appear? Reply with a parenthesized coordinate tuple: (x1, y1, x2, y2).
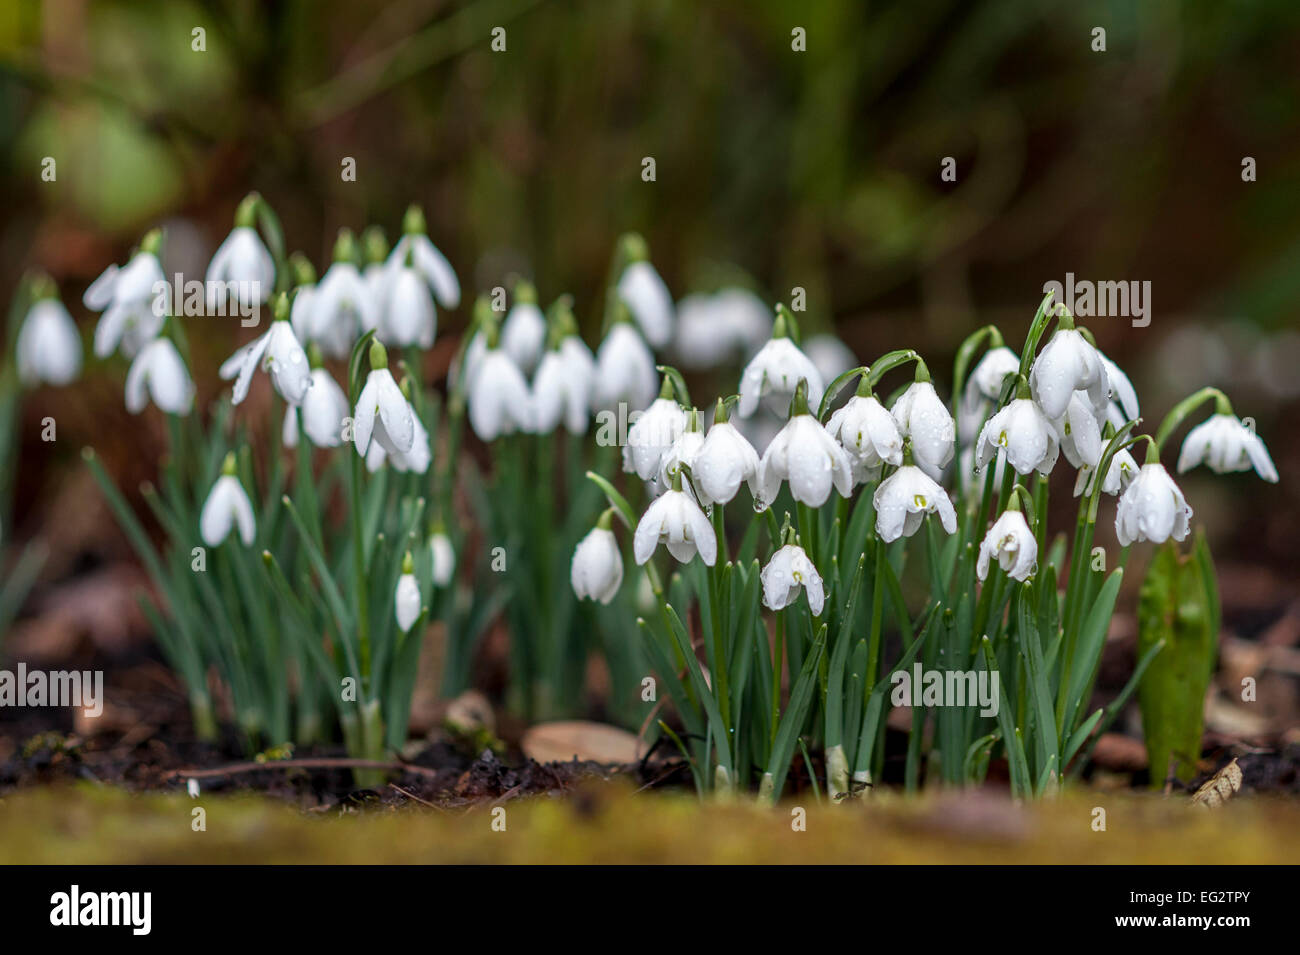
(761, 543, 825, 615)
(659, 408, 706, 492)
(395, 553, 422, 633)
(891, 375, 955, 480)
(353, 340, 415, 456)
(287, 253, 318, 340)
(360, 225, 391, 306)
(633, 475, 717, 566)
(468, 331, 534, 441)
(307, 229, 375, 358)
(693, 400, 760, 506)
(623, 385, 687, 481)
(200, 454, 255, 546)
(960, 345, 1020, 443)
(16, 281, 82, 387)
(1099, 352, 1139, 428)
(1054, 391, 1104, 469)
(803, 334, 856, 391)
(1074, 448, 1138, 497)
(379, 247, 436, 349)
(283, 366, 350, 448)
(571, 513, 624, 604)
(873, 463, 957, 543)
(1177, 412, 1278, 482)
(672, 288, 769, 368)
(976, 397, 1060, 476)
(1116, 461, 1192, 546)
(386, 205, 459, 310)
(1029, 323, 1108, 420)
(500, 280, 547, 373)
(429, 529, 455, 587)
(827, 385, 903, 480)
(616, 234, 673, 349)
(756, 384, 854, 508)
(205, 194, 274, 312)
(594, 315, 659, 411)
(977, 509, 1037, 582)
(125, 336, 195, 415)
(738, 311, 824, 417)
(219, 295, 311, 406)
(532, 324, 595, 435)
(367, 405, 431, 473)
(85, 230, 166, 359)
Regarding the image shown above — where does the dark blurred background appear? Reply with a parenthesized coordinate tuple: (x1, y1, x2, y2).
(1, 0, 1297, 618)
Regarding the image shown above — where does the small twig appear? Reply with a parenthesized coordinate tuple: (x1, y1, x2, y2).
(169, 758, 440, 780)
(389, 783, 440, 809)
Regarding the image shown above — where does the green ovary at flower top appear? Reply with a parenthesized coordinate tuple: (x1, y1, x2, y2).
(6, 194, 1281, 798)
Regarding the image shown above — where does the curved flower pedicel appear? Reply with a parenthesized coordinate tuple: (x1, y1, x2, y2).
(976, 396, 1059, 476)
(1177, 413, 1278, 483)
(873, 463, 957, 543)
(16, 279, 82, 387)
(199, 454, 255, 547)
(633, 473, 717, 566)
(571, 512, 625, 605)
(219, 295, 312, 406)
(86, 229, 166, 359)
(125, 337, 195, 415)
(738, 309, 824, 418)
(692, 399, 760, 506)
(761, 543, 824, 615)
(1115, 461, 1193, 546)
(977, 508, 1037, 582)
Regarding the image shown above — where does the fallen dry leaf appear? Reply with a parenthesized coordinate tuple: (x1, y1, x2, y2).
(521, 721, 641, 765)
(1191, 758, 1243, 808)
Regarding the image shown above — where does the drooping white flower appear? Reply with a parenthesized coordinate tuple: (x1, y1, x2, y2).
(693, 408, 760, 506)
(891, 379, 955, 480)
(756, 413, 854, 508)
(633, 486, 717, 566)
(977, 510, 1037, 582)
(873, 465, 957, 543)
(1074, 448, 1139, 498)
(623, 394, 687, 481)
(1177, 413, 1278, 482)
(976, 398, 1060, 476)
(571, 521, 624, 604)
(1099, 353, 1139, 428)
(738, 328, 824, 418)
(17, 296, 82, 387)
(200, 459, 255, 546)
(379, 259, 436, 349)
(86, 241, 166, 359)
(672, 289, 769, 368)
(761, 544, 825, 615)
(205, 197, 274, 312)
(594, 321, 658, 411)
(307, 231, 376, 358)
(219, 312, 311, 406)
(500, 282, 547, 373)
(1029, 326, 1109, 420)
(1054, 391, 1104, 469)
(353, 343, 415, 456)
(1115, 462, 1193, 546)
(469, 347, 533, 440)
(617, 259, 674, 349)
(533, 336, 595, 434)
(367, 406, 431, 473)
(395, 554, 422, 632)
(125, 338, 195, 415)
(386, 206, 460, 309)
(429, 531, 456, 587)
(827, 392, 903, 478)
(960, 345, 1021, 443)
(283, 368, 350, 448)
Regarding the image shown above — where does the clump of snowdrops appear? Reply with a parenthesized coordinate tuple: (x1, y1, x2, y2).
(576, 294, 1277, 802)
